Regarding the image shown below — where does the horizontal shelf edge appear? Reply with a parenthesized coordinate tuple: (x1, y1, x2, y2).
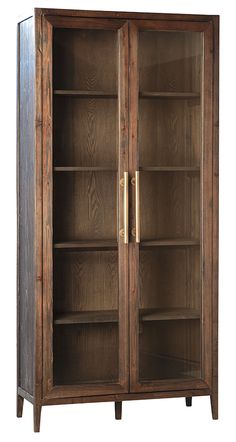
(140, 239, 200, 247)
(54, 90, 117, 98)
(54, 308, 200, 325)
(140, 91, 200, 99)
(54, 166, 117, 172)
(139, 166, 200, 172)
(54, 241, 118, 250)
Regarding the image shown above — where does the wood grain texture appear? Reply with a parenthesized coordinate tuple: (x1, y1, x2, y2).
(53, 28, 117, 91)
(17, 16, 35, 397)
(53, 324, 119, 384)
(34, 7, 43, 414)
(140, 172, 200, 241)
(139, 99, 201, 167)
(139, 31, 202, 93)
(53, 251, 118, 313)
(53, 172, 117, 241)
(42, 387, 210, 405)
(17, 10, 218, 425)
(54, 97, 117, 168)
(35, 8, 215, 22)
(139, 247, 200, 311)
(42, 16, 54, 398)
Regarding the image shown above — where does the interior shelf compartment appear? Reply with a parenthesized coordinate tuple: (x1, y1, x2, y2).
(139, 320, 201, 381)
(139, 247, 200, 314)
(140, 171, 200, 241)
(53, 96, 118, 168)
(53, 171, 117, 242)
(139, 91, 200, 99)
(53, 250, 118, 315)
(139, 352, 201, 381)
(54, 240, 118, 250)
(54, 90, 117, 97)
(53, 323, 119, 385)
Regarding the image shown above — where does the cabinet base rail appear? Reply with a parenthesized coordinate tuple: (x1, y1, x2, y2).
(17, 386, 217, 432)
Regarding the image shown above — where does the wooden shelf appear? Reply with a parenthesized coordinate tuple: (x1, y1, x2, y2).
(54, 90, 117, 98)
(54, 240, 118, 250)
(140, 91, 200, 99)
(139, 166, 200, 172)
(54, 308, 200, 326)
(54, 166, 117, 172)
(140, 239, 200, 247)
(54, 310, 118, 325)
(141, 308, 200, 321)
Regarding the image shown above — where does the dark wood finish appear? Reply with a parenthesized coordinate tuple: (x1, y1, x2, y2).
(17, 16, 35, 398)
(140, 92, 200, 98)
(53, 240, 118, 249)
(17, 395, 24, 417)
(140, 239, 199, 247)
(211, 15, 219, 421)
(35, 8, 215, 22)
(42, 15, 54, 401)
(186, 397, 192, 407)
(141, 308, 200, 321)
(17, 8, 219, 431)
(54, 310, 118, 325)
(18, 386, 34, 404)
(33, 404, 41, 433)
(54, 166, 117, 171)
(42, 388, 210, 406)
(54, 90, 117, 97)
(115, 401, 122, 419)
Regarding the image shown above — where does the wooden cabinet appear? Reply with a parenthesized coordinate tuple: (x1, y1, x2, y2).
(17, 8, 219, 432)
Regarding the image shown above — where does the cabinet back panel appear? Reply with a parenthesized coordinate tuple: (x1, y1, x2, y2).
(54, 251, 118, 313)
(54, 172, 117, 241)
(139, 99, 201, 167)
(140, 171, 200, 240)
(139, 320, 201, 381)
(139, 31, 202, 93)
(53, 97, 118, 167)
(139, 247, 200, 310)
(53, 28, 117, 92)
(53, 324, 119, 384)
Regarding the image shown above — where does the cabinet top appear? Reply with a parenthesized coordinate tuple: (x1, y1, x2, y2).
(17, 7, 219, 24)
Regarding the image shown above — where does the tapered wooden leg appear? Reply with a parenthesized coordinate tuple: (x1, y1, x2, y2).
(185, 397, 192, 407)
(210, 393, 218, 420)
(17, 394, 24, 417)
(115, 401, 122, 420)
(34, 404, 42, 432)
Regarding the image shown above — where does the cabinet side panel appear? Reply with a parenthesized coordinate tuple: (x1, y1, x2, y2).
(17, 17, 35, 396)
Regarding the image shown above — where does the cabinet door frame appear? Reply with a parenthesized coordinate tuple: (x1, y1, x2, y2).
(42, 15, 129, 399)
(128, 18, 218, 393)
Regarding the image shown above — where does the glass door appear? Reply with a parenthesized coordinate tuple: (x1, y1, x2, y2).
(42, 17, 129, 397)
(129, 20, 213, 392)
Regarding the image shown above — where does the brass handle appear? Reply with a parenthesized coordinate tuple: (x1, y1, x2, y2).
(135, 171, 140, 243)
(124, 172, 129, 244)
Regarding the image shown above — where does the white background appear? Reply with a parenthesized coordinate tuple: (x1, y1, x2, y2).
(0, 0, 234, 440)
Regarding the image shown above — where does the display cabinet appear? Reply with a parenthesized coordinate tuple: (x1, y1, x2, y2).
(17, 8, 219, 432)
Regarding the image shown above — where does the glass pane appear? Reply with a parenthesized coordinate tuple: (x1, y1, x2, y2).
(138, 30, 203, 383)
(52, 28, 119, 386)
